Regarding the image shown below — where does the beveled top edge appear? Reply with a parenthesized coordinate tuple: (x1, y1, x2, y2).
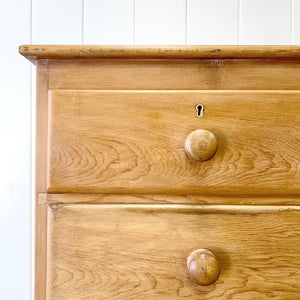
(19, 45, 300, 61)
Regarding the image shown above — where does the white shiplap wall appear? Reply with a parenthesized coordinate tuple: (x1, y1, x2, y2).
(32, 0, 300, 45)
(1, 0, 299, 299)
(0, 0, 31, 300)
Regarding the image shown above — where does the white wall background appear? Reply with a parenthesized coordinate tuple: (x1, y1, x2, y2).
(1, 0, 300, 299)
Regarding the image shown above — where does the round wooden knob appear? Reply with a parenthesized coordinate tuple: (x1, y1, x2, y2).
(187, 249, 220, 286)
(185, 129, 218, 161)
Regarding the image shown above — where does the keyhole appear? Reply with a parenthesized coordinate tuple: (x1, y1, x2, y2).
(196, 104, 204, 117)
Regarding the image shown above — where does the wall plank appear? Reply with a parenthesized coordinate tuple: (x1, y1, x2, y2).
(293, 0, 300, 44)
(0, 0, 31, 299)
(240, 0, 291, 45)
(32, 0, 82, 44)
(84, 0, 134, 44)
(187, 0, 239, 45)
(135, 0, 186, 44)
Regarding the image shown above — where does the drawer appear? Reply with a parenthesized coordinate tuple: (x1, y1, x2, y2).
(48, 90, 300, 196)
(47, 58, 300, 90)
(47, 204, 300, 299)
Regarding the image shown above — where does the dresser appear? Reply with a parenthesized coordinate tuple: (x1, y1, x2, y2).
(20, 46, 300, 299)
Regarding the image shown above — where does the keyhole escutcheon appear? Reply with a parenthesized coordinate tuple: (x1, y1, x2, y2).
(196, 104, 204, 118)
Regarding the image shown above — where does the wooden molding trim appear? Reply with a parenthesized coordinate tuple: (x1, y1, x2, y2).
(40, 193, 300, 206)
(46, 202, 300, 214)
(19, 45, 300, 61)
(35, 59, 49, 300)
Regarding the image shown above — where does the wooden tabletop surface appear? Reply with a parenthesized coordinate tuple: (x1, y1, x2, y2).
(19, 45, 300, 61)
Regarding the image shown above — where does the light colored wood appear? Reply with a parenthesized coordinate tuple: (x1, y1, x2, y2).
(187, 249, 220, 286)
(185, 129, 218, 161)
(48, 90, 300, 196)
(50, 203, 300, 212)
(41, 193, 300, 205)
(35, 59, 49, 300)
(47, 204, 300, 299)
(46, 203, 300, 213)
(48, 59, 300, 90)
(22, 46, 300, 299)
(19, 45, 300, 60)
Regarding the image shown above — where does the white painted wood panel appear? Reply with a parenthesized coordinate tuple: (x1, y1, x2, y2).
(135, 0, 186, 45)
(293, 0, 300, 44)
(84, 0, 134, 44)
(187, 0, 239, 45)
(240, 0, 291, 45)
(32, 0, 82, 44)
(0, 0, 31, 299)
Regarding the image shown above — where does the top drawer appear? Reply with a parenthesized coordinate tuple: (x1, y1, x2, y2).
(48, 90, 300, 196)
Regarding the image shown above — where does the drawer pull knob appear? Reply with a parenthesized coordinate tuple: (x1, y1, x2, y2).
(185, 129, 218, 161)
(187, 249, 220, 286)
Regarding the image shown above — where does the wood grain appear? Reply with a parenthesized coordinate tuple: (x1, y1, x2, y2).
(47, 204, 300, 299)
(41, 193, 300, 206)
(23, 47, 300, 299)
(48, 90, 300, 196)
(19, 45, 300, 60)
(35, 59, 49, 300)
(48, 59, 300, 90)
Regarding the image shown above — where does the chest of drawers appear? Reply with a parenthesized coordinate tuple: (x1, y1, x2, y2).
(20, 45, 300, 299)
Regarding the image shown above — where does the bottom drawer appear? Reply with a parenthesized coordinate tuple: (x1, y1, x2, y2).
(47, 204, 300, 299)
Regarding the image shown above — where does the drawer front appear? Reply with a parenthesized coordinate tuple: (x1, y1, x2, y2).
(48, 58, 300, 90)
(48, 90, 300, 195)
(47, 204, 300, 299)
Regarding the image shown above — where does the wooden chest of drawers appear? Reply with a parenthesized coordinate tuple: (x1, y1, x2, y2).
(20, 45, 300, 299)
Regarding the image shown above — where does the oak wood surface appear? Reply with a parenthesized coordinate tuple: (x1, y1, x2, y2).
(35, 60, 49, 300)
(48, 59, 300, 90)
(47, 204, 300, 299)
(24, 47, 300, 299)
(48, 90, 300, 196)
(41, 193, 300, 206)
(19, 45, 300, 60)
